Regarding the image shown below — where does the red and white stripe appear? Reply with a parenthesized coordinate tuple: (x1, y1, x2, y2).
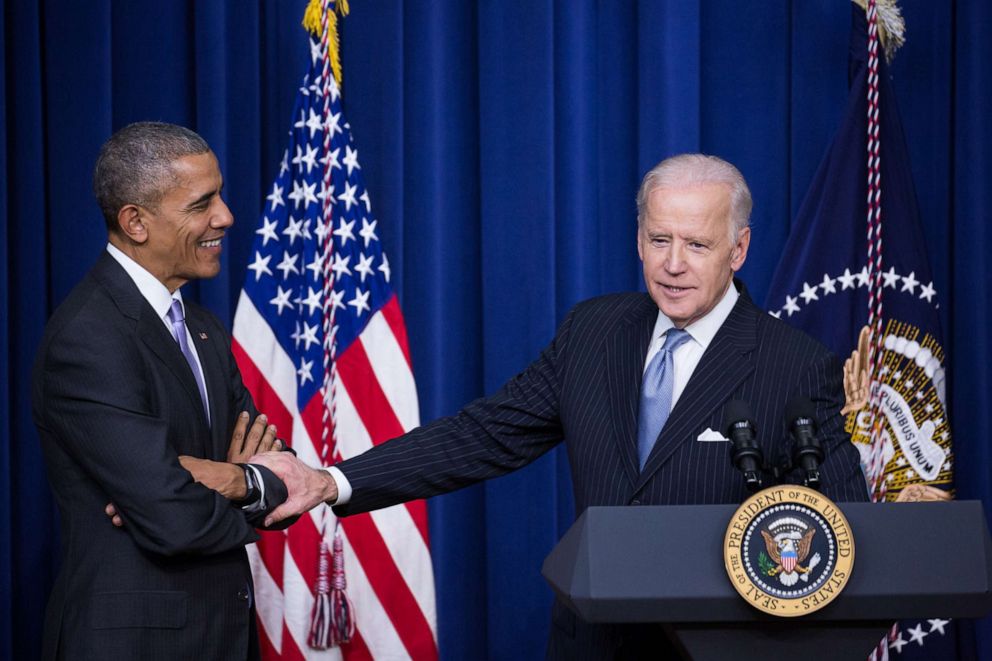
(234, 292, 438, 660)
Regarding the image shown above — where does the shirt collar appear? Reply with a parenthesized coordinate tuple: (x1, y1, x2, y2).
(106, 242, 184, 320)
(648, 279, 740, 350)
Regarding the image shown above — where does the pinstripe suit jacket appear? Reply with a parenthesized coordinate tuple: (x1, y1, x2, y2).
(32, 253, 282, 661)
(334, 282, 868, 657)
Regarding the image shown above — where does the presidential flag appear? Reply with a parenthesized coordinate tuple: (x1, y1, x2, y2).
(232, 1, 438, 658)
(765, 2, 954, 657)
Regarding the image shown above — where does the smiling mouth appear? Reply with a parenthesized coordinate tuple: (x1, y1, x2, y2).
(198, 238, 222, 248)
(661, 284, 690, 294)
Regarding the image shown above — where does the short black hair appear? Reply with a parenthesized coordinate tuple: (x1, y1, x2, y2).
(92, 122, 210, 232)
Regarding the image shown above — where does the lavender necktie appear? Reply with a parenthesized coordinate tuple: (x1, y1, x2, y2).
(637, 328, 692, 469)
(168, 299, 210, 423)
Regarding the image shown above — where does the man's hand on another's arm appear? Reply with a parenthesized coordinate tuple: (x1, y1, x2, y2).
(248, 451, 339, 526)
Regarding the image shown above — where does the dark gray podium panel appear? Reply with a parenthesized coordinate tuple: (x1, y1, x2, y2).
(542, 501, 992, 624)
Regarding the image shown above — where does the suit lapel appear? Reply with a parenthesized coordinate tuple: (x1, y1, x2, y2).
(636, 288, 759, 489)
(605, 296, 658, 486)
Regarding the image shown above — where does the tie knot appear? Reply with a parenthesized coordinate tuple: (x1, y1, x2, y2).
(168, 299, 185, 324)
(661, 328, 691, 354)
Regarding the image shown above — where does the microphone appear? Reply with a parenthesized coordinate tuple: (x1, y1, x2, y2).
(786, 396, 823, 489)
(724, 400, 764, 492)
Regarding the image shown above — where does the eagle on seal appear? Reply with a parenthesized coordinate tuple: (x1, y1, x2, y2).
(761, 527, 820, 587)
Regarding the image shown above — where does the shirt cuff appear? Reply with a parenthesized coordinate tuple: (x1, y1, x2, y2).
(324, 466, 352, 505)
(241, 464, 266, 513)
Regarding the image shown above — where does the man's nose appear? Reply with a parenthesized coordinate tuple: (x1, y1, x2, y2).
(664, 244, 685, 273)
(213, 199, 235, 229)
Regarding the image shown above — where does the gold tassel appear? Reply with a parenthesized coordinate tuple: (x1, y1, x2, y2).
(301, 0, 350, 91)
(851, 0, 906, 62)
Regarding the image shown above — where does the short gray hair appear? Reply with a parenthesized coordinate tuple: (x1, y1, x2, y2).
(636, 153, 752, 243)
(93, 122, 211, 231)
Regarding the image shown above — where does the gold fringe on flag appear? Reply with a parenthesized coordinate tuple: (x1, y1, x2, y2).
(851, 0, 906, 62)
(302, 0, 351, 90)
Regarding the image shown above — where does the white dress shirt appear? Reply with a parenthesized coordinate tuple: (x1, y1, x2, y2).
(643, 280, 739, 413)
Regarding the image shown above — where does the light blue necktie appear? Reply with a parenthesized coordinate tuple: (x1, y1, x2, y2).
(637, 328, 692, 469)
(168, 299, 210, 424)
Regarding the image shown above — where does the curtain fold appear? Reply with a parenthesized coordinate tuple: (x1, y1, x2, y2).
(3, 2, 989, 659)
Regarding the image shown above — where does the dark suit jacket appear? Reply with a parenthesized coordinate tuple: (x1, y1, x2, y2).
(32, 253, 284, 661)
(333, 284, 869, 658)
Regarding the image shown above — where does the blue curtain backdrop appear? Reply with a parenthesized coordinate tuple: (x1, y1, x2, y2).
(2, 1, 989, 659)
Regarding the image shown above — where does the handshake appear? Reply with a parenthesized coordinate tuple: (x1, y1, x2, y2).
(107, 411, 341, 529)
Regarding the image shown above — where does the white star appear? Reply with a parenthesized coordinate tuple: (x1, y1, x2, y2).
(348, 287, 371, 315)
(880, 365, 891, 375)
(300, 143, 319, 174)
(301, 180, 318, 208)
(901, 271, 919, 294)
(279, 150, 290, 177)
(306, 254, 323, 280)
(799, 282, 819, 304)
(355, 253, 375, 282)
(896, 456, 906, 466)
(331, 253, 352, 279)
(888, 632, 908, 653)
(309, 39, 322, 65)
(837, 268, 857, 290)
(928, 618, 950, 635)
(297, 357, 314, 385)
(783, 295, 800, 317)
(334, 219, 356, 246)
(247, 252, 273, 281)
(314, 218, 330, 242)
(323, 147, 341, 172)
(905, 379, 914, 389)
(305, 108, 324, 138)
(916, 391, 925, 400)
(328, 75, 340, 102)
(283, 217, 304, 245)
(857, 266, 869, 287)
(300, 321, 320, 351)
(269, 286, 293, 315)
(301, 287, 322, 316)
(255, 216, 279, 247)
(339, 182, 358, 211)
(293, 108, 306, 131)
(290, 321, 303, 349)
(920, 281, 936, 303)
(379, 253, 391, 282)
(301, 219, 312, 240)
(360, 190, 371, 212)
(317, 180, 335, 205)
(328, 288, 346, 312)
(276, 251, 300, 280)
(266, 183, 285, 211)
(326, 111, 343, 137)
(882, 266, 900, 288)
(906, 623, 928, 646)
(819, 273, 837, 295)
(906, 469, 916, 480)
(359, 217, 378, 247)
(288, 179, 305, 208)
(925, 403, 934, 413)
(290, 144, 304, 170)
(894, 371, 902, 379)
(343, 145, 361, 175)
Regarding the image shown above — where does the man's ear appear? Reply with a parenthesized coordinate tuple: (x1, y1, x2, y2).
(117, 204, 148, 244)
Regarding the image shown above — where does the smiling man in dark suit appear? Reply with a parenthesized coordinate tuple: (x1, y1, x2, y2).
(33, 122, 291, 661)
(250, 153, 870, 657)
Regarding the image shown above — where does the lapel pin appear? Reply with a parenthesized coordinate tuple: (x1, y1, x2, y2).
(199, 332, 208, 340)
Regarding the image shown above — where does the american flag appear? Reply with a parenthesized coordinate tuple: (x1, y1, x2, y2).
(231, 4, 438, 658)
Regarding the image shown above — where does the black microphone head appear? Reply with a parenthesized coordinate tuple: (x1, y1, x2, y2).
(785, 396, 817, 427)
(724, 399, 753, 434)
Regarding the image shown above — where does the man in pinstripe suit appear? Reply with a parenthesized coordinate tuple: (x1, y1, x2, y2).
(254, 154, 869, 658)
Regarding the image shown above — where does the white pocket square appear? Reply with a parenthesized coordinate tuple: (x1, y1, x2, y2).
(696, 427, 730, 442)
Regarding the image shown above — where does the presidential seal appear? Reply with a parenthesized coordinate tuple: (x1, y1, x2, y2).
(723, 485, 854, 616)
